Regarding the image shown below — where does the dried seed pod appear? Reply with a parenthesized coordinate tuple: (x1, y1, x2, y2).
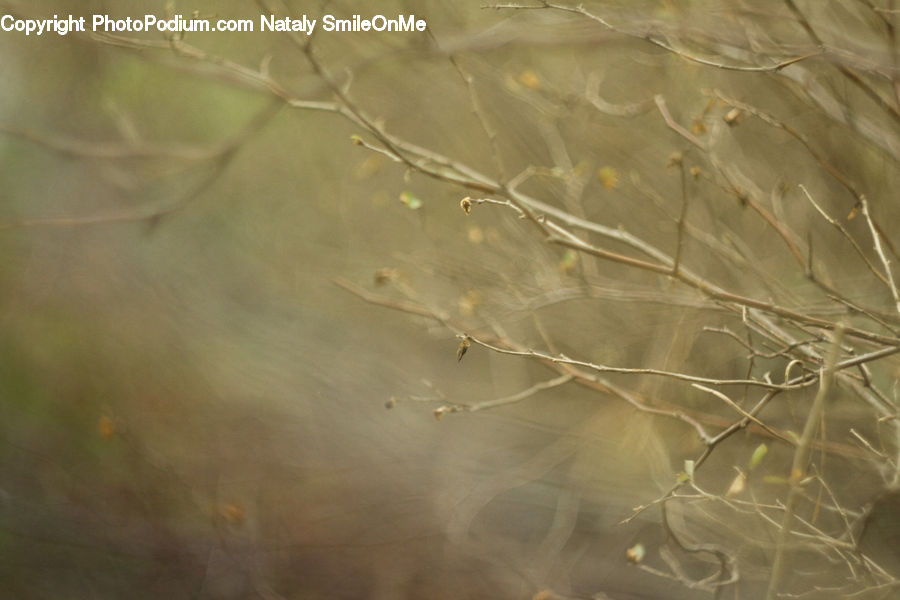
(724, 107, 742, 125)
(457, 336, 471, 362)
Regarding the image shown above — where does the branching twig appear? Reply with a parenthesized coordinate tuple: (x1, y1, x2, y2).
(861, 197, 900, 314)
(433, 373, 574, 417)
(783, 0, 900, 127)
(767, 324, 845, 600)
(464, 332, 813, 390)
(692, 384, 790, 442)
(654, 95, 708, 151)
(493, 1, 819, 72)
(800, 184, 892, 288)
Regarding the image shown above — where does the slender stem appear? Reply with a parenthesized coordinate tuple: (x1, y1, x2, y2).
(766, 325, 845, 600)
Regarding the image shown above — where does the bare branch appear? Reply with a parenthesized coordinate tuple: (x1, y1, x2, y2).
(653, 95, 708, 151)
(433, 373, 574, 417)
(464, 332, 812, 390)
(767, 324, 845, 600)
(493, 2, 820, 72)
(861, 197, 900, 313)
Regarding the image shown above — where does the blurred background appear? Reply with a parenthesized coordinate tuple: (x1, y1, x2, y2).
(2, 1, 899, 599)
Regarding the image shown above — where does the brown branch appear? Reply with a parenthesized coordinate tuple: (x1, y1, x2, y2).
(532, 213, 900, 347)
(585, 71, 654, 117)
(333, 276, 715, 442)
(783, 0, 900, 127)
(861, 197, 900, 314)
(494, 2, 820, 72)
(334, 277, 883, 464)
(672, 157, 689, 276)
(437, 33, 506, 180)
(87, 27, 900, 352)
(799, 184, 892, 288)
(654, 95, 708, 151)
(711, 160, 807, 268)
(767, 325, 845, 600)
(691, 384, 791, 443)
(433, 373, 574, 418)
(463, 332, 812, 391)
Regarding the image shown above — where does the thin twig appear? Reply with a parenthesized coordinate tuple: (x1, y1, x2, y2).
(464, 332, 812, 390)
(800, 184, 891, 288)
(493, 1, 819, 72)
(692, 384, 790, 442)
(767, 324, 845, 600)
(654, 95, 708, 150)
(673, 157, 689, 276)
(783, 0, 900, 127)
(438, 32, 506, 180)
(434, 373, 574, 417)
(861, 197, 900, 314)
(585, 71, 654, 117)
